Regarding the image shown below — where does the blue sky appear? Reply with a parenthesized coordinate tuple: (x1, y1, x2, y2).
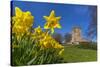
(11, 1, 96, 40)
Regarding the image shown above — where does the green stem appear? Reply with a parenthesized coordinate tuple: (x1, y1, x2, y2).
(27, 56, 37, 65)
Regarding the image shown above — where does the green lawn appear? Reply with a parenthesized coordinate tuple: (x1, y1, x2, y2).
(62, 45, 97, 63)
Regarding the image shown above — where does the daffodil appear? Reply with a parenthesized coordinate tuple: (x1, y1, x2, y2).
(43, 10, 61, 33)
(34, 26, 42, 34)
(12, 7, 34, 36)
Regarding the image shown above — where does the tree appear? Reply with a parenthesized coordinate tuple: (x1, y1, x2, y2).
(87, 6, 97, 39)
(52, 33, 63, 44)
(64, 33, 72, 43)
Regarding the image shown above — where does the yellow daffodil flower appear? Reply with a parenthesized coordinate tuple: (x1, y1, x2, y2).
(43, 10, 61, 33)
(12, 7, 34, 36)
(34, 26, 42, 34)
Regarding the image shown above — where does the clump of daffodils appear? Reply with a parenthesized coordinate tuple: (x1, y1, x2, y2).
(32, 26, 64, 49)
(12, 7, 64, 65)
(12, 7, 34, 38)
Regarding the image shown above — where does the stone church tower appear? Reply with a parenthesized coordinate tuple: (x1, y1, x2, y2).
(71, 27, 83, 44)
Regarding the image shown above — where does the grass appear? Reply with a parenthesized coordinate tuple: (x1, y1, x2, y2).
(62, 45, 97, 63)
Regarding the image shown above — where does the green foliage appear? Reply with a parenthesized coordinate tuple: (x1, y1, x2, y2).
(12, 34, 35, 66)
(12, 33, 64, 66)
